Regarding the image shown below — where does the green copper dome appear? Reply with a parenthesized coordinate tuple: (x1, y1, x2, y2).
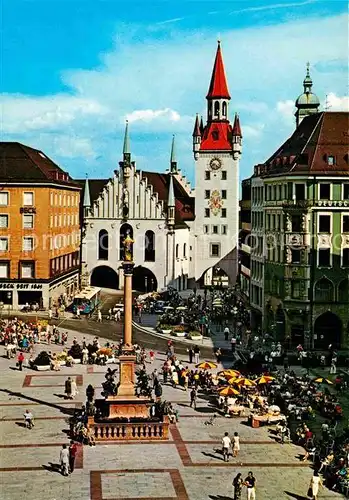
(295, 92, 320, 107)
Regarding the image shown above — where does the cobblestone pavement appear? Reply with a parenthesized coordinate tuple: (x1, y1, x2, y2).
(0, 329, 344, 500)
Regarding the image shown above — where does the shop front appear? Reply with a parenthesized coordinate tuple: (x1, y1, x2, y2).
(0, 282, 48, 310)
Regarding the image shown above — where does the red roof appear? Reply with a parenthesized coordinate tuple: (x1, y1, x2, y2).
(206, 42, 231, 100)
(232, 113, 242, 137)
(263, 112, 349, 177)
(200, 122, 233, 151)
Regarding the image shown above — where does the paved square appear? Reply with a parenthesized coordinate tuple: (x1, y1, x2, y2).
(101, 471, 177, 499)
(0, 329, 344, 499)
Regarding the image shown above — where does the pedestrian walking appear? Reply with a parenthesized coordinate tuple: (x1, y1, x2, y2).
(17, 351, 24, 371)
(149, 351, 155, 364)
(60, 444, 69, 476)
(193, 346, 200, 364)
(224, 326, 230, 341)
(24, 409, 34, 429)
(65, 377, 72, 399)
(69, 441, 78, 473)
(308, 470, 322, 500)
(97, 309, 102, 322)
(329, 358, 337, 374)
(233, 472, 243, 500)
(231, 336, 237, 353)
(232, 431, 240, 457)
(190, 387, 197, 409)
(244, 472, 256, 500)
(48, 308, 53, 320)
(188, 347, 194, 364)
(222, 432, 231, 462)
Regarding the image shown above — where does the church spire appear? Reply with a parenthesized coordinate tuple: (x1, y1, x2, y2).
(83, 174, 91, 217)
(206, 41, 230, 122)
(206, 41, 231, 100)
(170, 135, 178, 173)
(123, 120, 130, 156)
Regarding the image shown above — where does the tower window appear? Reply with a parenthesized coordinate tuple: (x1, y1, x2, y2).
(214, 101, 219, 116)
(205, 171, 211, 180)
(221, 190, 227, 199)
(210, 243, 220, 258)
(221, 171, 227, 180)
(205, 208, 210, 218)
(203, 225, 209, 234)
(221, 225, 227, 235)
(222, 102, 227, 117)
(221, 208, 227, 218)
(205, 190, 210, 199)
(212, 225, 218, 234)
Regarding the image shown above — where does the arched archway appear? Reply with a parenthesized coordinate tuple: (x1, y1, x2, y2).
(132, 266, 157, 292)
(120, 223, 133, 261)
(98, 229, 109, 260)
(314, 311, 342, 348)
(314, 277, 334, 302)
(90, 266, 119, 290)
(338, 279, 349, 303)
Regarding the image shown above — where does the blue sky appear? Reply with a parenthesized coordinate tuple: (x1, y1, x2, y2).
(2, 0, 348, 184)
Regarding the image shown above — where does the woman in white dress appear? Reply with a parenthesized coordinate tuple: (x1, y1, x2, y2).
(232, 432, 240, 457)
(71, 378, 78, 399)
(309, 471, 322, 500)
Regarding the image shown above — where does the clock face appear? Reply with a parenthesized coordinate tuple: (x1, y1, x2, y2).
(209, 157, 222, 171)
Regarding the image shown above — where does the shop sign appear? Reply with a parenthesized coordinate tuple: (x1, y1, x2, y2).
(0, 283, 43, 290)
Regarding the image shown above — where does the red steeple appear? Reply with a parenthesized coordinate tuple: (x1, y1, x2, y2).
(192, 114, 201, 137)
(232, 113, 242, 137)
(206, 41, 231, 100)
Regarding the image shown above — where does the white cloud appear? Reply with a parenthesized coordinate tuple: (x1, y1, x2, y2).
(1, 94, 107, 133)
(324, 92, 349, 111)
(125, 108, 181, 123)
(276, 100, 295, 120)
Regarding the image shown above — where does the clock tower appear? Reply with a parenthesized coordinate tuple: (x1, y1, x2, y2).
(192, 41, 242, 285)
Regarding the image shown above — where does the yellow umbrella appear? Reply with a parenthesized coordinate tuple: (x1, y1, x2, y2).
(255, 375, 275, 384)
(314, 377, 333, 385)
(196, 361, 218, 370)
(235, 378, 256, 387)
(227, 377, 239, 385)
(219, 386, 240, 396)
(218, 370, 241, 378)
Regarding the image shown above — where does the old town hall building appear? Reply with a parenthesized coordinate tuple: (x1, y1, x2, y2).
(81, 42, 242, 292)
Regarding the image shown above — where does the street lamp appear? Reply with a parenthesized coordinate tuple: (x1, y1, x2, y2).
(145, 276, 148, 293)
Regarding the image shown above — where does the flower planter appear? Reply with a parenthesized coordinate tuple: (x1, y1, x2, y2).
(161, 329, 172, 335)
(58, 360, 66, 366)
(188, 334, 203, 341)
(73, 358, 81, 364)
(172, 331, 187, 337)
(34, 364, 51, 371)
(106, 357, 116, 364)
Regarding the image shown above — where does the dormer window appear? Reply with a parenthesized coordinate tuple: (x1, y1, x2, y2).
(327, 155, 335, 166)
(212, 131, 219, 141)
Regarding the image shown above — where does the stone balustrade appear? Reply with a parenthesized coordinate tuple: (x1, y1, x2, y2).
(88, 416, 170, 441)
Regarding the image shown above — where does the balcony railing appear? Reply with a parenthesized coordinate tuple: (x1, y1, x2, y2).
(88, 417, 170, 441)
(282, 200, 313, 209)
